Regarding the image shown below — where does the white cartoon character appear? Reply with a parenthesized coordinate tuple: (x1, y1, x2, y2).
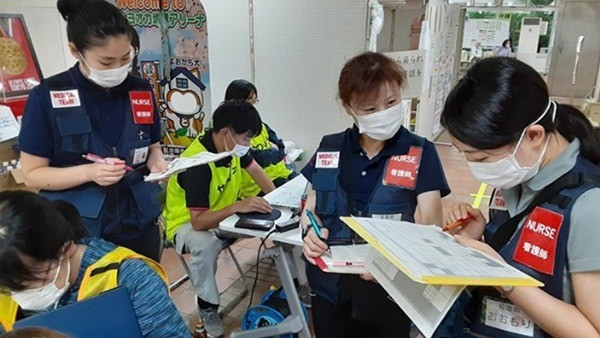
(160, 67, 206, 145)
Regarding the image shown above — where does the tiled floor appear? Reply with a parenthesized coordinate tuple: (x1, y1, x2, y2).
(161, 141, 490, 337)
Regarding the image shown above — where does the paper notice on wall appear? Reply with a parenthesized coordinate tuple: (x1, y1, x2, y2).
(0, 105, 20, 142)
(385, 50, 426, 99)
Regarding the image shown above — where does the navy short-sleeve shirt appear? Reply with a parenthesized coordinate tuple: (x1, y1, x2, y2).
(19, 64, 161, 159)
(302, 126, 450, 210)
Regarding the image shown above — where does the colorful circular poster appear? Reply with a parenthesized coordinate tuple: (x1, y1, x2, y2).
(108, 0, 210, 147)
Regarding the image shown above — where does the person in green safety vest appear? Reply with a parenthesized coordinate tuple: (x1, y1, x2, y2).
(225, 80, 298, 198)
(162, 100, 276, 337)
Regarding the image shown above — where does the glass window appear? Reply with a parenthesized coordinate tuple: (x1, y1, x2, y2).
(176, 78, 189, 89)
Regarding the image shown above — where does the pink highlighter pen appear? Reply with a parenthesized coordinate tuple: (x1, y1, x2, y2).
(82, 153, 133, 171)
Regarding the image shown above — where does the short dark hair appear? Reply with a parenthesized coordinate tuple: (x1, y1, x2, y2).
(212, 100, 262, 137)
(0, 191, 87, 292)
(57, 0, 133, 51)
(441, 57, 600, 165)
(0, 327, 68, 338)
(224, 79, 258, 101)
(338, 52, 406, 106)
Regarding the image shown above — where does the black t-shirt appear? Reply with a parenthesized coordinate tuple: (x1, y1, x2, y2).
(177, 133, 253, 210)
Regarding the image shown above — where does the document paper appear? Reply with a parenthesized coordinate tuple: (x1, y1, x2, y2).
(145, 151, 233, 182)
(342, 217, 542, 286)
(341, 217, 542, 338)
(367, 249, 464, 338)
(263, 174, 307, 208)
(314, 244, 370, 274)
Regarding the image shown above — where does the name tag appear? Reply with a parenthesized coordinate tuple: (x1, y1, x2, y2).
(382, 146, 422, 189)
(130, 91, 155, 124)
(513, 207, 563, 275)
(133, 146, 149, 165)
(372, 213, 402, 221)
(490, 190, 508, 211)
(50, 90, 81, 108)
(315, 151, 339, 169)
(483, 297, 534, 337)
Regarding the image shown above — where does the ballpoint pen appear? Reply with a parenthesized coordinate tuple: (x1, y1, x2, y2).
(306, 209, 332, 258)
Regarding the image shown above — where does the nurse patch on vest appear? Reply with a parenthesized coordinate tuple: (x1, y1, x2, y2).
(129, 91, 155, 124)
(513, 207, 563, 275)
(50, 90, 80, 108)
(382, 146, 422, 189)
(315, 151, 339, 169)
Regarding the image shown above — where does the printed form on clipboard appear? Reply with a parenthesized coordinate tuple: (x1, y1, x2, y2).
(313, 244, 370, 274)
(144, 151, 233, 182)
(340, 217, 543, 338)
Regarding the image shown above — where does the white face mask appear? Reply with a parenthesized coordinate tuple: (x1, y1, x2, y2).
(351, 101, 406, 141)
(224, 131, 250, 157)
(80, 52, 132, 88)
(467, 101, 556, 190)
(11, 257, 71, 311)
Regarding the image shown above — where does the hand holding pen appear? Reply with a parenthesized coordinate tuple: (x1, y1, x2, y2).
(83, 153, 133, 171)
(444, 203, 487, 240)
(82, 153, 129, 186)
(302, 209, 332, 264)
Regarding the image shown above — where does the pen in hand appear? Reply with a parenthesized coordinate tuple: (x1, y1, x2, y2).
(83, 153, 133, 171)
(306, 209, 332, 258)
(443, 214, 474, 232)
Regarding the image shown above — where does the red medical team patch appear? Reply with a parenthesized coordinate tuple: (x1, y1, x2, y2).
(513, 207, 563, 275)
(129, 91, 155, 124)
(382, 146, 422, 189)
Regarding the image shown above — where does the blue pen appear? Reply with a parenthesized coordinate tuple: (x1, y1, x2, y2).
(306, 209, 322, 237)
(306, 210, 332, 257)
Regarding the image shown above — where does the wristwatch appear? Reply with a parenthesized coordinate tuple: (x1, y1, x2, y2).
(500, 285, 515, 298)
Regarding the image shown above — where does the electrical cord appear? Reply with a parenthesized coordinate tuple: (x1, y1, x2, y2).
(247, 228, 278, 311)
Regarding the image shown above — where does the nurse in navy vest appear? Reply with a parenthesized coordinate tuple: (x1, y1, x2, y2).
(18, 0, 167, 261)
(437, 58, 600, 337)
(300, 52, 450, 338)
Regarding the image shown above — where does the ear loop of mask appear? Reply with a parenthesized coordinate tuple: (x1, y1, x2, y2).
(511, 100, 556, 157)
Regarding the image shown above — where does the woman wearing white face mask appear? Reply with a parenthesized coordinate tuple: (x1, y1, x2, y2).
(18, 0, 167, 261)
(436, 57, 600, 338)
(300, 52, 450, 338)
(0, 191, 189, 336)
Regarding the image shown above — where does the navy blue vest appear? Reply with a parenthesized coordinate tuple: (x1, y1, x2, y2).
(38, 70, 162, 240)
(436, 155, 600, 338)
(307, 130, 425, 305)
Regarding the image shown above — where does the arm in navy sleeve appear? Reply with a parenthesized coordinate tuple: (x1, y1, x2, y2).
(300, 152, 317, 183)
(415, 141, 451, 197)
(250, 123, 286, 167)
(18, 85, 55, 159)
(118, 259, 189, 337)
(249, 148, 284, 168)
(265, 123, 286, 152)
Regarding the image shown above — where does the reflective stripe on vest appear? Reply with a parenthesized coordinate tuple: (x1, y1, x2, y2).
(163, 136, 241, 240)
(0, 246, 167, 332)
